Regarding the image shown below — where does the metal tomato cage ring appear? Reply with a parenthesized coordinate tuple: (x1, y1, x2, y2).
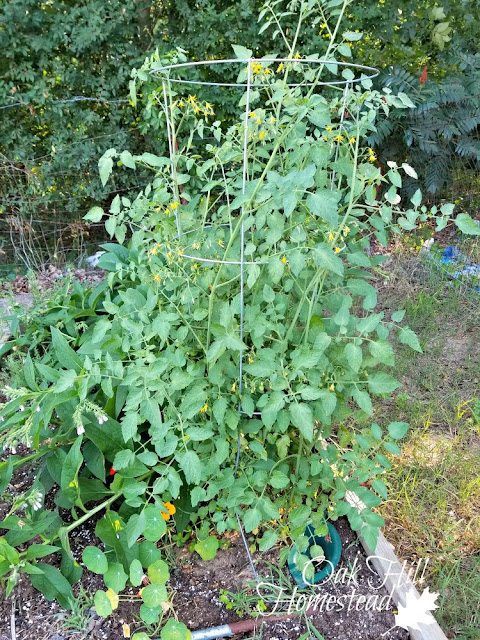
(150, 58, 378, 579)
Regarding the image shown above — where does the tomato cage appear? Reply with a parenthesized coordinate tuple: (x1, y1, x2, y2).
(148, 57, 379, 577)
(149, 56, 378, 377)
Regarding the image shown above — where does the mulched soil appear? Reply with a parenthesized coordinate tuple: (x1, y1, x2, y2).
(0, 265, 106, 295)
(0, 503, 408, 640)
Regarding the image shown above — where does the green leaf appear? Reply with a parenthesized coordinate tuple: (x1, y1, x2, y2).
(148, 559, 170, 584)
(258, 530, 278, 551)
(113, 449, 135, 470)
(232, 44, 253, 59)
(161, 619, 192, 640)
(289, 403, 314, 441)
(98, 149, 116, 187)
(343, 30, 363, 41)
(60, 436, 83, 501)
(178, 450, 202, 485)
(344, 343, 362, 372)
(139, 541, 163, 568)
(391, 310, 405, 322)
(142, 583, 168, 608)
(372, 479, 388, 499)
(25, 544, 60, 560)
(410, 189, 422, 207)
(30, 563, 74, 609)
(398, 327, 422, 353)
(140, 604, 161, 624)
(120, 150, 136, 169)
(455, 214, 480, 236)
(244, 508, 262, 533)
(133, 634, 152, 640)
(352, 388, 373, 415)
(82, 546, 108, 574)
(144, 505, 167, 542)
(51, 327, 82, 371)
(313, 244, 344, 276)
(121, 412, 139, 442)
(126, 511, 147, 547)
(94, 590, 112, 617)
(367, 373, 402, 395)
(84, 206, 104, 223)
(368, 341, 395, 365)
(306, 191, 339, 225)
(387, 422, 409, 440)
(104, 562, 128, 593)
(194, 536, 219, 561)
(130, 559, 144, 587)
(270, 470, 289, 489)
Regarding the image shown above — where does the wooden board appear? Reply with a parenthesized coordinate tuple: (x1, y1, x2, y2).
(358, 530, 448, 640)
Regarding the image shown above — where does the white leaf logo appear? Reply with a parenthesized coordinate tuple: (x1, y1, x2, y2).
(384, 587, 439, 636)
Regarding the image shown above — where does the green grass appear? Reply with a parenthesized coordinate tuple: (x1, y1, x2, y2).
(377, 249, 480, 638)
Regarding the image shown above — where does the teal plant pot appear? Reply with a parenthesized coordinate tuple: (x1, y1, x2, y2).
(288, 522, 342, 588)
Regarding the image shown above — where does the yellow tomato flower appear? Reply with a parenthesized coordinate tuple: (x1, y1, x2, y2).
(218, 239, 224, 248)
(153, 274, 161, 282)
(178, 100, 184, 108)
(170, 201, 179, 210)
(326, 125, 333, 132)
(328, 232, 335, 241)
(249, 112, 257, 118)
(259, 130, 266, 140)
(334, 247, 341, 253)
(193, 263, 198, 270)
(200, 403, 208, 414)
(294, 52, 301, 59)
(231, 382, 236, 392)
(349, 137, 356, 143)
(281, 255, 287, 264)
(277, 63, 284, 72)
(329, 384, 335, 391)
(334, 135, 344, 141)
(114, 519, 122, 532)
(187, 95, 197, 104)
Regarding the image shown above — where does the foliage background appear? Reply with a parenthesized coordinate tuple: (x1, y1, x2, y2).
(1, 0, 479, 270)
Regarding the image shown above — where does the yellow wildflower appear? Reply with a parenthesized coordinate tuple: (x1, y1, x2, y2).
(200, 403, 208, 414)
